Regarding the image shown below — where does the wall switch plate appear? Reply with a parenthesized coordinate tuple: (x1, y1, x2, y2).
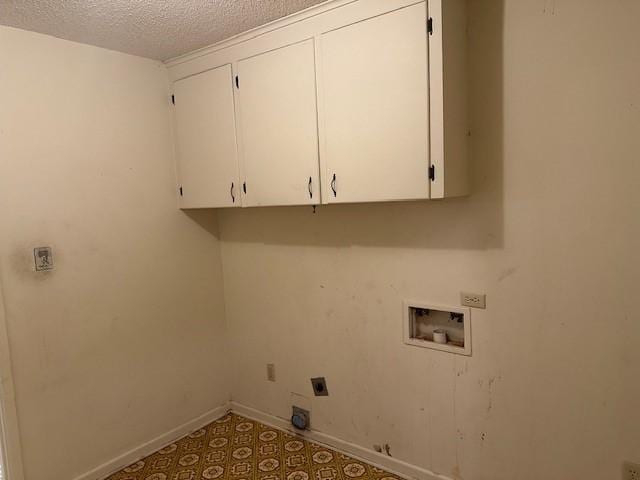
(461, 292, 486, 309)
(310, 377, 328, 396)
(266, 363, 276, 382)
(624, 461, 640, 480)
(34, 247, 54, 271)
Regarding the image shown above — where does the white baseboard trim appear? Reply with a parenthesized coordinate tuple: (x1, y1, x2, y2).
(75, 403, 230, 480)
(229, 402, 452, 480)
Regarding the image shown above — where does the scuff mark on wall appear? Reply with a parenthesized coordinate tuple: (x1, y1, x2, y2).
(451, 465, 462, 480)
(543, 0, 558, 15)
(497, 266, 518, 282)
(485, 375, 502, 417)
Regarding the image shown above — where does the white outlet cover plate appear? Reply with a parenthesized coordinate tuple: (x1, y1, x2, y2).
(461, 292, 486, 309)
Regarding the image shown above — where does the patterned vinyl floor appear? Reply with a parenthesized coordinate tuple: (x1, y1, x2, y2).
(105, 413, 403, 480)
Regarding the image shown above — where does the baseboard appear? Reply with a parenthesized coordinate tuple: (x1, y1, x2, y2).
(74, 403, 230, 480)
(229, 401, 452, 480)
(74, 401, 451, 480)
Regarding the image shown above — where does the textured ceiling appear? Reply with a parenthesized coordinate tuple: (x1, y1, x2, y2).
(0, 0, 327, 60)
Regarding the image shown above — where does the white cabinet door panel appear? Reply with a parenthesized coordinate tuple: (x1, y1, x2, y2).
(174, 64, 240, 208)
(319, 3, 430, 204)
(236, 40, 319, 207)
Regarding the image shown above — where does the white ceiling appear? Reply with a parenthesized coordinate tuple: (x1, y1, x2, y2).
(0, 0, 327, 61)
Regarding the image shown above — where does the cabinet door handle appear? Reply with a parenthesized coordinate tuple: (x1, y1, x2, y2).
(308, 177, 313, 199)
(331, 173, 337, 197)
(230, 182, 235, 203)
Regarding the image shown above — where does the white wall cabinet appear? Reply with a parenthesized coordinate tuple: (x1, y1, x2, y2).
(235, 40, 320, 207)
(169, 0, 468, 209)
(318, 3, 430, 204)
(173, 64, 240, 208)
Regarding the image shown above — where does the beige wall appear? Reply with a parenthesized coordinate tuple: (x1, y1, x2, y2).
(1, 1, 639, 479)
(0, 27, 230, 479)
(219, 1, 640, 479)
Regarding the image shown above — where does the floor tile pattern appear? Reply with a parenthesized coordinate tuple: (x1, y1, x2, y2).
(105, 413, 402, 480)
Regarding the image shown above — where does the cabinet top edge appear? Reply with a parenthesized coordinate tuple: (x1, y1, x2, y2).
(164, 0, 428, 69)
(164, 0, 358, 67)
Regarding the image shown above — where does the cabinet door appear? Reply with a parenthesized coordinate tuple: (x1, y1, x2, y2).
(173, 64, 240, 208)
(236, 40, 319, 207)
(318, 3, 430, 204)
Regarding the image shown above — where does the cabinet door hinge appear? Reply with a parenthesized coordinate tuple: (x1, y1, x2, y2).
(179, 186, 183, 196)
(235, 75, 239, 89)
(171, 94, 175, 105)
(429, 165, 436, 181)
(427, 17, 434, 35)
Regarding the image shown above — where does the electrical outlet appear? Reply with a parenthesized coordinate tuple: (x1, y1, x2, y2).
(624, 461, 640, 480)
(461, 292, 486, 309)
(266, 363, 276, 382)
